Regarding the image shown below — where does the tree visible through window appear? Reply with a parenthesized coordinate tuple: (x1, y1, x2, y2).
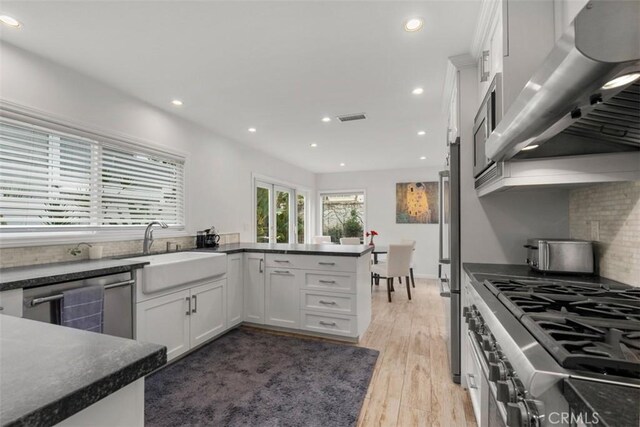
(321, 193, 364, 243)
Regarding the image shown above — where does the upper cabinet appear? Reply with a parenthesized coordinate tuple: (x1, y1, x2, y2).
(473, 0, 556, 114)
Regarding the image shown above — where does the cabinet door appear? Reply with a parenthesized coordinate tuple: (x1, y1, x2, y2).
(190, 280, 226, 348)
(243, 253, 265, 324)
(265, 267, 300, 328)
(226, 253, 244, 327)
(136, 289, 190, 362)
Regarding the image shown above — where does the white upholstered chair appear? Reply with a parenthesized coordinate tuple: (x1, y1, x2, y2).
(312, 235, 332, 244)
(371, 244, 413, 302)
(401, 239, 416, 288)
(340, 237, 361, 245)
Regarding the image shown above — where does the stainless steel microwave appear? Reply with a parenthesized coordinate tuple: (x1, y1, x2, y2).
(473, 73, 502, 178)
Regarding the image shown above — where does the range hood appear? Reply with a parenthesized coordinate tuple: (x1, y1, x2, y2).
(485, 0, 640, 162)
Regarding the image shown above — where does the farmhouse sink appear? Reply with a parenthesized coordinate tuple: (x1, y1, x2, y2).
(130, 252, 226, 294)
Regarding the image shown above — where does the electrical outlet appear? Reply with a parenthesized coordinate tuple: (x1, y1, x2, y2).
(590, 220, 600, 241)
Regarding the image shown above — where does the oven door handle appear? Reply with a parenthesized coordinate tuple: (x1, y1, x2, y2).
(467, 330, 489, 378)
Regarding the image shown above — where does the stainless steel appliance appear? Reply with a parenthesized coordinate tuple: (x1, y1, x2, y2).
(23, 271, 134, 339)
(439, 136, 461, 383)
(473, 73, 503, 178)
(524, 238, 594, 274)
(485, 0, 640, 163)
(204, 226, 221, 248)
(463, 274, 639, 427)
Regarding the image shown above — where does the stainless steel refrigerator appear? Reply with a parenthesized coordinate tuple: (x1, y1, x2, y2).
(438, 137, 460, 384)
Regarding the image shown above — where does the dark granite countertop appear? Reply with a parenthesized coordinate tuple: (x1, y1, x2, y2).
(0, 259, 149, 292)
(0, 315, 166, 427)
(564, 378, 640, 427)
(462, 262, 632, 288)
(193, 242, 374, 257)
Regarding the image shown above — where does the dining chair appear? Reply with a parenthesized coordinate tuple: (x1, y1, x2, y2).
(371, 244, 413, 302)
(340, 237, 361, 245)
(312, 235, 332, 244)
(401, 239, 416, 288)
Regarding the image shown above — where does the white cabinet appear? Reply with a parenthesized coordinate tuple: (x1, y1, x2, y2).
(243, 253, 265, 324)
(265, 268, 300, 328)
(136, 279, 226, 361)
(226, 253, 243, 327)
(474, 0, 556, 114)
(0, 288, 23, 317)
(136, 289, 191, 361)
(190, 280, 226, 348)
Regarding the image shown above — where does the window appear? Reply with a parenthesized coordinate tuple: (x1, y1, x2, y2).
(254, 178, 308, 244)
(0, 118, 185, 230)
(320, 191, 365, 243)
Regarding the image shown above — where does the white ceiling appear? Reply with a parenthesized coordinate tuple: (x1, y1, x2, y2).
(0, 1, 481, 173)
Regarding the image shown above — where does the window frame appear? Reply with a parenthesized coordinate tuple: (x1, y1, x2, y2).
(317, 189, 367, 242)
(252, 174, 311, 244)
(0, 102, 189, 247)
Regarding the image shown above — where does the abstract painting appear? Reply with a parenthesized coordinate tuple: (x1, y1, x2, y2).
(396, 182, 439, 224)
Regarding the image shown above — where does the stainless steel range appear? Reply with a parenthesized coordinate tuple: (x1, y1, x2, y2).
(463, 274, 639, 427)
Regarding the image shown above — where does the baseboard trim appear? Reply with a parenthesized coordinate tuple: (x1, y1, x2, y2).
(414, 273, 438, 279)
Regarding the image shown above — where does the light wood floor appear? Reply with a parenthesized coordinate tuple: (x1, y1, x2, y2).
(356, 278, 476, 427)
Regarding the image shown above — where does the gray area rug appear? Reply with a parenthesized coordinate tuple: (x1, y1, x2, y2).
(145, 328, 379, 427)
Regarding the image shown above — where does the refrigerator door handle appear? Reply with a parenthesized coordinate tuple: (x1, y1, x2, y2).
(438, 170, 450, 264)
(439, 277, 451, 297)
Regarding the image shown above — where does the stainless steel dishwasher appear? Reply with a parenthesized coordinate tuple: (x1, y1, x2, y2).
(22, 271, 134, 339)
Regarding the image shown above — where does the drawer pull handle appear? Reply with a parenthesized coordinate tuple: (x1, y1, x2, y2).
(319, 300, 337, 305)
(319, 321, 337, 326)
(319, 280, 336, 284)
(274, 260, 290, 263)
(318, 262, 336, 266)
(274, 270, 290, 274)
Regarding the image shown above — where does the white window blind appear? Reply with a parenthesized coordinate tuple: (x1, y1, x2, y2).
(0, 118, 185, 230)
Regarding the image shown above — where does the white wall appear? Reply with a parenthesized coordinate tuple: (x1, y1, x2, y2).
(316, 167, 442, 278)
(0, 42, 315, 243)
(457, 65, 569, 267)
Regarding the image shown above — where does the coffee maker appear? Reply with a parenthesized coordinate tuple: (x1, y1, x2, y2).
(203, 226, 220, 248)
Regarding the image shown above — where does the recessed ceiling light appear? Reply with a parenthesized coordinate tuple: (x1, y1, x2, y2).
(404, 17, 423, 32)
(310, 143, 318, 148)
(171, 99, 183, 106)
(339, 162, 345, 167)
(322, 117, 331, 123)
(248, 127, 257, 133)
(521, 144, 539, 151)
(0, 15, 22, 28)
(412, 87, 424, 95)
(420, 156, 427, 160)
(602, 72, 640, 90)
(417, 130, 426, 136)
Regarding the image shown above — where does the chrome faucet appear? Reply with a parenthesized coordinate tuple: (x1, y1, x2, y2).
(143, 221, 168, 254)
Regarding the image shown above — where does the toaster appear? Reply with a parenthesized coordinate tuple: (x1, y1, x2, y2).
(524, 238, 594, 274)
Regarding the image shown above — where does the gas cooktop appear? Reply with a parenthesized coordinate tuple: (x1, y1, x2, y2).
(484, 278, 640, 380)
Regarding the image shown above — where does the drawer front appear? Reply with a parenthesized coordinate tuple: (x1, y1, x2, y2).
(300, 290, 356, 315)
(265, 254, 356, 272)
(300, 311, 357, 337)
(303, 271, 355, 293)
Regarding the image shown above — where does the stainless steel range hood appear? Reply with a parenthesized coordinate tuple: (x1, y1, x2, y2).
(485, 0, 640, 162)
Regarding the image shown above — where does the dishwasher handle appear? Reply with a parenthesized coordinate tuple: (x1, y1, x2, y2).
(29, 279, 135, 306)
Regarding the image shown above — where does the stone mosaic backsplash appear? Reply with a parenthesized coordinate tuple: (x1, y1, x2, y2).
(0, 233, 240, 269)
(569, 181, 640, 286)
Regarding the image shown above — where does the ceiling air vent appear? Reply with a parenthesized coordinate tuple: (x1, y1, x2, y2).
(337, 113, 367, 122)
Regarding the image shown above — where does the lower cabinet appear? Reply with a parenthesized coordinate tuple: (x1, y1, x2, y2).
(265, 268, 300, 328)
(190, 281, 226, 348)
(243, 253, 265, 324)
(136, 279, 226, 361)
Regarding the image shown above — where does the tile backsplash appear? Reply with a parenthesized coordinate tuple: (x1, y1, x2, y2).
(569, 181, 640, 286)
(0, 232, 240, 269)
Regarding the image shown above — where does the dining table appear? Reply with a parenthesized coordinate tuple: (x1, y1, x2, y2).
(371, 245, 388, 264)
